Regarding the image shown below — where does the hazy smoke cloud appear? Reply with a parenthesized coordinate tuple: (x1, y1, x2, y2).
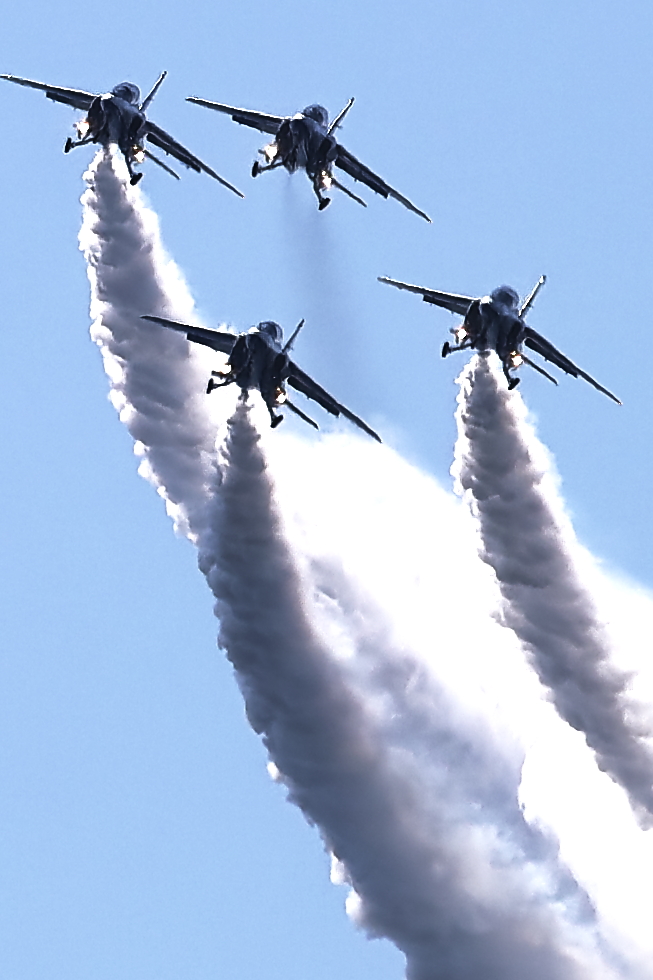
(453, 354, 653, 825)
(197, 403, 622, 980)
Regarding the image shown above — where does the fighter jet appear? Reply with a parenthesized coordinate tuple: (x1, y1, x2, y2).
(141, 316, 382, 440)
(186, 94, 430, 220)
(379, 274, 621, 403)
(1, 71, 244, 195)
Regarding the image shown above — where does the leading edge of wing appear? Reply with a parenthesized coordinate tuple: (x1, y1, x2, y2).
(523, 327, 621, 404)
(0, 74, 95, 110)
(378, 277, 474, 317)
(186, 97, 283, 135)
(287, 364, 381, 442)
(335, 145, 431, 222)
(144, 122, 244, 197)
(141, 316, 238, 355)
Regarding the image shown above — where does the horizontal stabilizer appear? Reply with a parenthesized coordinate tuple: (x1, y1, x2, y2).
(331, 176, 367, 207)
(143, 148, 180, 179)
(285, 399, 319, 430)
(520, 353, 558, 385)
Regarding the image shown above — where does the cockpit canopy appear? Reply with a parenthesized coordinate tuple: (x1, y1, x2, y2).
(256, 321, 283, 344)
(111, 82, 141, 105)
(301, 104, 329, 128)
(490, 285, 520, 310)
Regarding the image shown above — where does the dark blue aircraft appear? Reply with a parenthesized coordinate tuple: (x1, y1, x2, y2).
(1, 71, 243, 195)
(379, 274, 621, 403)
(141, 316, 381, 441)
(186, 94, 430, 220)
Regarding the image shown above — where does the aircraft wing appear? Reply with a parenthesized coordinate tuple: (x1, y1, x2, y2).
(186, 97, 284, 135)
(144, 122, 244, 196)
(141, 316, 238, 355)
(0, 74, 96, 110)
(523, 327, 621, 404)
(335, 145, 431, 222)
(378, 277, 474, 317)
(287, 362, 381, 442)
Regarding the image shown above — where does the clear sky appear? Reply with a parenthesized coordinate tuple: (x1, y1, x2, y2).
(1, 1, 652, 978)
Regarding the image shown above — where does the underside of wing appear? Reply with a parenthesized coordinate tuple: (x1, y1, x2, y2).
(141, 316, 238, 355)
(523, 327, 621, 404)
(288, 363, 381, 442)
(186, 97, 284, 135)
(335, 145, 431, 222)
(0, 74, 95, 110)
(378, 277, 474, 317)
(145, 122, 244, 196)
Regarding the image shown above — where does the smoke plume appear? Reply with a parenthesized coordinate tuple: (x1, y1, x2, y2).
(453, 353, 653, 825)
(197, 403, 623, 980)
(79, 151, 636, 978)
(79, 147, 219, 540)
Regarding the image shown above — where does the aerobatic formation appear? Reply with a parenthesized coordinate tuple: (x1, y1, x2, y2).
(6, 67, 644, 980)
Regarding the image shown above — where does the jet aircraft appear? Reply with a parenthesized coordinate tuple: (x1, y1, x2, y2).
(379, 274, 621, 403)
(186, 94, 430, 220)
(141, 316, 382, 441)
(1, 71, 244, 194)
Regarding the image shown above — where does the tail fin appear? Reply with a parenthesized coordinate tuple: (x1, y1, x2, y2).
(282, 319, 305, 353)
(327, 97, 354, 135)
(519, 275, 546, 318)
(140, 71, 167, 112)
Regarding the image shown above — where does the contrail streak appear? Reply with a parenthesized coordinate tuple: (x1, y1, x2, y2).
(453, 354, 653, 826)
(79, 151, 633, 978)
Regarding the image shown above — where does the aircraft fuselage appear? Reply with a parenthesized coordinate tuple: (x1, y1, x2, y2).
(86, 93, 146, 152)
(463, 288, 524, 358)
(219, 323, 290, 423)
(274, 107, 337, 178)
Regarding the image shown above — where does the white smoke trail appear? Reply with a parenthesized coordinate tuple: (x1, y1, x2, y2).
(79, 147, 221, 540)
(452, 353, 653, 825)
(79, 151, 636, 978)
(267, 432, 653, 977)
(197, 405, 627, 980)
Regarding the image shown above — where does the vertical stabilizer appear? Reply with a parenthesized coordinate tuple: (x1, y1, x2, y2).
(140, 71, 167, 112)
(282, 319, 305, 353)
(327, 98, 355, 135)
(519, 275, 546, 318)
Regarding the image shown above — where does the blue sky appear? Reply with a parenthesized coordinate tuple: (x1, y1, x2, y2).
(1, 1, 652, 978)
